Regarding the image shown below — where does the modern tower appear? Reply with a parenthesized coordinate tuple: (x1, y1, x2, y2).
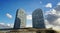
(32, 8, 45, 28)
(14, 8, 26, 29)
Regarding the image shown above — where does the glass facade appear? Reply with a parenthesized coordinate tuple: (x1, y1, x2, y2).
(32, 8, 45, 28)
(14, 8, 26, 29)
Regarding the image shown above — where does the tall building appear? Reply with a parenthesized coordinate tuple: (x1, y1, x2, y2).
(14, 8, 26, 29)
(32, 8, 45, 28)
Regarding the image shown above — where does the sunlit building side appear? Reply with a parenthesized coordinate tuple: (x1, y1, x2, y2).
(14, 8, 26, 29)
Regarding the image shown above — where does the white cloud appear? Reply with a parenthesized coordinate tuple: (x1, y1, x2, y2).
(26, 23, 32, 27)
(27, 15, 32, 20)
(57, 2, 60, 5)
(26, 24, 32, 27)
(45, 19, 60, 30)
(45, 9, 56, 15)
(0, 23, 5, 25)
(45, 5, 60, 30)
(45, 3, 52, 8)
(53, 26, 60, 30)
(6, 13, 12, 19)
(0, 22, 13, 29)
(7, 24, 13, 27)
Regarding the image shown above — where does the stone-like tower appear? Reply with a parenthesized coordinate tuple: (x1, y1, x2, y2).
(32, 8, 45, 28)
(14, 8, 26, 29)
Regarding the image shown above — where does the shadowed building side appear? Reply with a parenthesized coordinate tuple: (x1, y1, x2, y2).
(14, 10, 21, 29)
(14, 8, 26, 29)
(32, 8, 45, 28)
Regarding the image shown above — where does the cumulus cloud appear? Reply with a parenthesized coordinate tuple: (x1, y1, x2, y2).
(6, 13, 12, 19)
(26, 24, 32, 27)
(53, 26, 60, 30)
(27, 15, 32, 20)
(0, 23, 5, 25)
(57, 2, 60, 5)
(45, 5, 60, 30)
(45, 3, 52, 8)
(7, 23, 13, 27)
(45, 9, 56, 15)
(54, 5, 60, 11)
(26, 21, 32, 27)
(0, 22, 13, 29)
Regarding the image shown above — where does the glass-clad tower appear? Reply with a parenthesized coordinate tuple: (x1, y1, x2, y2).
(14, 8, 26, 29)
(32, 8, 45, 28)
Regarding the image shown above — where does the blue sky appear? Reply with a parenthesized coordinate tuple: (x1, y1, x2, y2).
(0, 0, 60, 28)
